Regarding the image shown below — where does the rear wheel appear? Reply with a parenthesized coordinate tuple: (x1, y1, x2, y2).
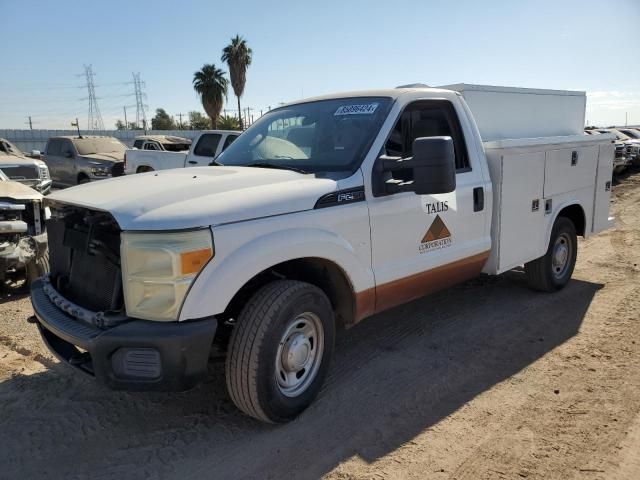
(225, 280, 335, 423)
(78, 174, 90, 184)
(525, 216, 577, 292)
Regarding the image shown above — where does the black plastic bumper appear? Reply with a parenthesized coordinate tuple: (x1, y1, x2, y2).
(31, 278, 217, 391)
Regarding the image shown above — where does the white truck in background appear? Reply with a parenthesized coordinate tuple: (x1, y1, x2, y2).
(124, 130, 240, 174)
(32, 84, 614, 423)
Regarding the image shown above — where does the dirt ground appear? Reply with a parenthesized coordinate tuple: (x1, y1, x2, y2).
(1, 172, 639, 480)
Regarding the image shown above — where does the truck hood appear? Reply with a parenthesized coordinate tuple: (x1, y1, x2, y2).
(0, 154, 45, 167)
(82, 152, 125, 162)
(47, 166, 338, 230)
(0, 180, 43, 201)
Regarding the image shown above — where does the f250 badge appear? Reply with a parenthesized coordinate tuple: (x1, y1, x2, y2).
(419, 215, 452, 254)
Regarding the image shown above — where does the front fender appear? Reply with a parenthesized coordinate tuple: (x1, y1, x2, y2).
(179, 227, 374, 321)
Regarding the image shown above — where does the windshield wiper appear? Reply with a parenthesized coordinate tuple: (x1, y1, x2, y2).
(246, 162, 309, 174)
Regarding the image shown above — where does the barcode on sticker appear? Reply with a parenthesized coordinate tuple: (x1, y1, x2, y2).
(334, 103, 379, 116)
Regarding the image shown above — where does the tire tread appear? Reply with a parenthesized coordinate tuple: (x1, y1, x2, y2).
(225, 280, 323, 423)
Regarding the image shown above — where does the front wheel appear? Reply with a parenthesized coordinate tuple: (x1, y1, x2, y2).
(525, 216, 577, 292)
(225, 280, 335, 423)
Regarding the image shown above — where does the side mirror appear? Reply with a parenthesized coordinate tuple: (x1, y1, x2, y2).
(372, 136, 456, 197)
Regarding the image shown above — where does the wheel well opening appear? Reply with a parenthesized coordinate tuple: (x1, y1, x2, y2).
(223, 258, 355, 328)
(77, 172, 88, 181)
(137, 166, 154, 173)
(558, 204, 585, 236)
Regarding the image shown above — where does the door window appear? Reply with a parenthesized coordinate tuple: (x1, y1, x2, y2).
(144, 142, 159, 150)
(46, 139, 62, 155)
(133, 139, 144, 149)
(193, 134, 222, 157)
(384, 101, 470, 172)
(222, 134, 238, 151)
(60, 140, 75, 159)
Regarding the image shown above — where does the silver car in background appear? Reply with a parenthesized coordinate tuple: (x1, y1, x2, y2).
(43, 136, 126, 187)
(0, 138, 52, 194)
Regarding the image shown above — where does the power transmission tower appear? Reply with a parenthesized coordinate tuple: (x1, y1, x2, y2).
(82, 65, 104, 130)
(132, 72, 148, 132)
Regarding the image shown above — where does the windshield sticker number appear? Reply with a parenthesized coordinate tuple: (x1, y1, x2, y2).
(334, 103, 379, 116)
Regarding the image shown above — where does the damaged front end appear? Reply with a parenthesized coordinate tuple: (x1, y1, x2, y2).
(0, 191, 48, 290)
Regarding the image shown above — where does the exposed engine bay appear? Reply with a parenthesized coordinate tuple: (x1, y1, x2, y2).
(46, 201, 125, 326)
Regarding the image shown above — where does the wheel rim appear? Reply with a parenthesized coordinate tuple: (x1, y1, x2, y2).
(275, 312, 324, 397)
(552, 232, 572, 279)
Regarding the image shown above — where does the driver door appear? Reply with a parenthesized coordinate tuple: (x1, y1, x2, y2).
(367, 100, 490, 312)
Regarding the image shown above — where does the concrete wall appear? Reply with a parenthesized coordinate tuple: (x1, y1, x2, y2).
(0, 129, 208, 153)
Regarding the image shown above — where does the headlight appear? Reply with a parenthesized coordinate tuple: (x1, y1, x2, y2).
(91, 165, 111, 176)
(38, 165, 50, 179)
(120, 229, 214, 321)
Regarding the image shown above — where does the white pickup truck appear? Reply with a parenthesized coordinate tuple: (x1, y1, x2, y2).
(124, 130, 240, 174)
(31, 84, 614, 423)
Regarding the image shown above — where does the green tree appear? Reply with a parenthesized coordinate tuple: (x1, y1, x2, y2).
(217, 115, 241, 130)
(188, 111, 211, 130)
(221, 35, 252, 130)
(115, 120, 126, 130)
(151, 108, 176, 130)
(193, 64, 228, 129)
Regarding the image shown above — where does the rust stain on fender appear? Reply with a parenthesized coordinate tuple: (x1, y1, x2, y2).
(354, 251, 490, 324)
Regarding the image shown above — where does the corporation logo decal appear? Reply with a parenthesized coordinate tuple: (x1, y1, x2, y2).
(419, 215, 452, 253)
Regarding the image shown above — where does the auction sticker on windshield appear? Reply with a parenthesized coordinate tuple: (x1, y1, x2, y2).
(334, 103, 379, 116)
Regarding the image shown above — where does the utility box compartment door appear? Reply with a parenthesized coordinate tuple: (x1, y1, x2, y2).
(592, 143, 614, 233)
(497, 151, 547, 271)
(544, 146, 598, 197)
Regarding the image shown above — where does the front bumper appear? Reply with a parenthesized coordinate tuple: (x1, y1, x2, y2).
(30, 278, 217, 391)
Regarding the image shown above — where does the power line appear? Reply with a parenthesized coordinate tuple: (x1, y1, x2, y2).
(82, 65, 104, 130)
(132, 72, 148, 132)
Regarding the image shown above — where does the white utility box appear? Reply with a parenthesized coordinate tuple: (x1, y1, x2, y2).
(439, 83, 586, 141)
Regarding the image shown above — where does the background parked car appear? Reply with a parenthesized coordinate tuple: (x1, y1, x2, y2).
(43, 135, 126, 187)
(132, 135, 192, 152)
(0, 138, 52, 194)
(617, 128, 640, 165)
(124, 130, 239, 174)
(0, 169, 48, 292)
(586, 129, 628, 173)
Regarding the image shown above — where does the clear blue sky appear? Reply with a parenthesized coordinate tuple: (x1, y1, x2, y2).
(1, 0, 639, 129)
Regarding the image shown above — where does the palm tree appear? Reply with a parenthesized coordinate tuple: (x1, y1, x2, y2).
(193, 64, 228, 128)
(221, 35, 252, 129)
(217, 115, 241, 130)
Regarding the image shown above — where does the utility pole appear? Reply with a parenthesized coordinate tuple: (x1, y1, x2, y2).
(123, 106, 128, 130)
(176, 112, 184, 129)
(625, 112, 628, 126)
(26, 116, 33, 130)
(71, 118, 81, 137)
(82, 65, 104, 130)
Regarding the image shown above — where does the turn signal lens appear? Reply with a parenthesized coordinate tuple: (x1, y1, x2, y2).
(180, 248, 213, 275)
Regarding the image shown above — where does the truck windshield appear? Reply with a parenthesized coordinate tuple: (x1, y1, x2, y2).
(74, 138, 126, 155)
(216, 97, 392, 175)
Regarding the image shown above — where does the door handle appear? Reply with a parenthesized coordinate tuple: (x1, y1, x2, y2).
(473, 187, 484, 212)
(188, 160, 198, 165)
